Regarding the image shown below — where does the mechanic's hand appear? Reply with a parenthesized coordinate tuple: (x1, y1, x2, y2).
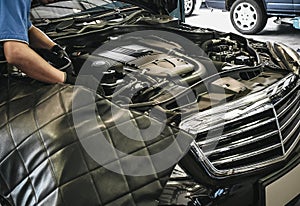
(51, 44, 69, 59)
(51, 44, 75, 74)
(64, 71, 76, 85)
(64, 72, 105, 95)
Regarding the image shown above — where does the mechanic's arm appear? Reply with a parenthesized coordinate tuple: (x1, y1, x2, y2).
(28, 26, 56, 50)
(3, 41, 65, 83)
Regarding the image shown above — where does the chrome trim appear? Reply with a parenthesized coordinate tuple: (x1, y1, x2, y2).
(188, 74, 300, 177)
(277, 90, 299, 118)
(285, 132, 300, 157)
(273, 107, 286, 155)
(212, 143, 282, 166)
(191, 132, 299, 176)
(203, 130, 279, 156)
(179, 92, 271, 135)
(197, 118, 276, 146)
(280, 105, 300, 131)
(190, 142, 233, 176)
(283, 119, 300, 145)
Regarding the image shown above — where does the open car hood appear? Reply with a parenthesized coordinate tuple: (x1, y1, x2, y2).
(31, 0, 180, 15)
(120, 0, 179, 15)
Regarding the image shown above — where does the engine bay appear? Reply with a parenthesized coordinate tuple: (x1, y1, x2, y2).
(48, 29, 288, 123)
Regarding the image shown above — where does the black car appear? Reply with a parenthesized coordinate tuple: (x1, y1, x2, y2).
(206, 0, 300, 34)
(0, 0, 299, 206)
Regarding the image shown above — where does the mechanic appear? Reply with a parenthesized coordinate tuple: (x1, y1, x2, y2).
(0, 0, 73, 84)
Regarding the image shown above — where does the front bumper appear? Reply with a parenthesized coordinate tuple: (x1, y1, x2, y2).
(159, 145, 300, 205)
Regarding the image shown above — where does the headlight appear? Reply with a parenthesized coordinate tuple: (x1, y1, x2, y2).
(274, 42, 300, 76)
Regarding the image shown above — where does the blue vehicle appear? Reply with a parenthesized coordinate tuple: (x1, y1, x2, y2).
(206, 0, 300, 34)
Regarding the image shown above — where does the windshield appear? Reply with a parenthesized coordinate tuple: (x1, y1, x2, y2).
(31, 0, 133, 20)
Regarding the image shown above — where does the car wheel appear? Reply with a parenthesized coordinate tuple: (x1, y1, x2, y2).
(185, 0, 196, 16)
(230, 0, 267, 34)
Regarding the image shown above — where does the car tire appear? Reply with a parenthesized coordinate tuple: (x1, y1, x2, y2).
(185, 0, 196, 16)
(230, 0, 267, 34)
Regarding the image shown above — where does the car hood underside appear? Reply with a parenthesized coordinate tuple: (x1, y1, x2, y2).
(120, 0, 179, 15)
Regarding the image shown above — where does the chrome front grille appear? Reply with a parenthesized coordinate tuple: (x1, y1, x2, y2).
(274, 84, 300, 154)
(181, 74, 300, 176)
(196, 107, 284, 171)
